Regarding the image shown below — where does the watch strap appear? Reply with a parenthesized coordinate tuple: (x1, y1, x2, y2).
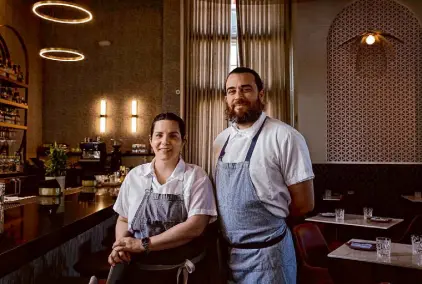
(141, 237, 150, 254)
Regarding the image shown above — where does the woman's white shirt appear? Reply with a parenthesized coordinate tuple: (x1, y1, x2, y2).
(113, 158, 217, 230)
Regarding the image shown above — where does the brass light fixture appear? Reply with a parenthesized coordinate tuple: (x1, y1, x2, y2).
(131, 100, 138, 133)
(39, 48, 85, 62)
(340, 30, 403, 48)
(339, 31, 404, 74)
(32, 1, 93, 24)
(100, 100, 107, 133)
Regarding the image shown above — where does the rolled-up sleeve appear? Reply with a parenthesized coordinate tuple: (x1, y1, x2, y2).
(186, 170, 218, 222)
(281, 131, 315, 187)
(113, 177, 129, 218)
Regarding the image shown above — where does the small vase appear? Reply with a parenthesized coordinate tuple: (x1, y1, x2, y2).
(45, 176, 66, 192)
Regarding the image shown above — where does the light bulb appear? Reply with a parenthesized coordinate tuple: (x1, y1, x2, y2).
(365, 34, 376, 45)
(131, 117, 137, 133)
(131, 100, 137, 115)
(100, 100, 107, 133)
(100, 117, 106, 133)
(100, 100, 107, 115)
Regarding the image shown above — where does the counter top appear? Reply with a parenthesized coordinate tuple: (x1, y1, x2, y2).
(0, 190, 116, 278)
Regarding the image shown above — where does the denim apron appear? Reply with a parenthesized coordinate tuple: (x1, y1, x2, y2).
(109, 177, 208, 284)
(215, 117, 297, 284)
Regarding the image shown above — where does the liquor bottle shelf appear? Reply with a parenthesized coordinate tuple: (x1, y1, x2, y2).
(0, 171, 24, 178)
(0, 74, 28, 89)
(0, 122, 27, 130)
(0, 98, 28, 109)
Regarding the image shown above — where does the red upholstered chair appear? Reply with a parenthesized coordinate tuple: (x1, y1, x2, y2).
(293, 223, 335, 284)
(395, 214, 422, 244)
(88, 276, 107, 284)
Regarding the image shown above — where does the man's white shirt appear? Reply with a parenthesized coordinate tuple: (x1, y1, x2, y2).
(213, 112, 314, 217)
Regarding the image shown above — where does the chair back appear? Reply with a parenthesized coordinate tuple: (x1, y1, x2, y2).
(105, 263, 126, 284)
(399, 214, 422, 243)
(293, 223, 330, 268)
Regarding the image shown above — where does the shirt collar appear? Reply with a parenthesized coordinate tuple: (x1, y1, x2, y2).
(230, 112, 267, 138)
(138, 157, 185, 181)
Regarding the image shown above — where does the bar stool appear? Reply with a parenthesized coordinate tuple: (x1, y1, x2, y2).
(88, 276, 106, 284)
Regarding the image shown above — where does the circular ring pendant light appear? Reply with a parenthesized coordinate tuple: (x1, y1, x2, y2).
(40, 48, 85, 62)
(33, 1, 93, 24)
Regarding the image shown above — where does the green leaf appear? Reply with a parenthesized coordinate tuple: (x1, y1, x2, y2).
(45, 142, 68, 177)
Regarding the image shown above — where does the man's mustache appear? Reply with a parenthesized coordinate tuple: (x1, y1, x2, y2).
(232, 99, 250, 107)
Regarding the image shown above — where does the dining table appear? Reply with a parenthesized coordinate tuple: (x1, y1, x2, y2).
(305, 213, 404, 243)
(305, 213, 404, 230)
(328, 239, 422, 284)
(401, 195, 422, 203)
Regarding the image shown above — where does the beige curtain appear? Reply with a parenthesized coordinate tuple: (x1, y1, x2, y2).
(182, 0, 231, 174)
(236, 0, 292, 123)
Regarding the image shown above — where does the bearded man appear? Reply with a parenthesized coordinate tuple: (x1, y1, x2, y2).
(213, 67, 315, 284)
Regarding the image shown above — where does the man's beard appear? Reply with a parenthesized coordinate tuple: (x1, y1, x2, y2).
(225, 98, 264, 124)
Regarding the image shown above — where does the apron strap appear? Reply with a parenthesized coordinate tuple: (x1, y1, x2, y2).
(129, 185, 152, 234)
(218, 135, 231, 160)
(245, 117, 267, 162)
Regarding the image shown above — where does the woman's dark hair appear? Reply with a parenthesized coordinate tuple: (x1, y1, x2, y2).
(150, 112, 186, 139)
(225, 67, 264, 92)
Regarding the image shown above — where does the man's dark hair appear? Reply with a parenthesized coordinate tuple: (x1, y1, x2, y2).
(225, 67, 264, 92)
(150, 112, 186, 139)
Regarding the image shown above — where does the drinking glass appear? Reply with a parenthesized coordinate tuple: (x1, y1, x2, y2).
(416, 242, 422, 266)
(363, 207, 373, 220)
(324, 189, 332, 198)
(415, 192, 422, 198)
(376, 237, 391, 258)
(411, 235, 421, 255)
(335, 208, 345, 222)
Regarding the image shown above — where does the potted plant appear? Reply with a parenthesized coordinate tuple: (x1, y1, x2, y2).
(45, 142, 68, 191)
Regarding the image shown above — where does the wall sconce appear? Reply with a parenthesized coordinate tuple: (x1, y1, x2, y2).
(131, 100, 138, 133)
(100, 100, 107, 133)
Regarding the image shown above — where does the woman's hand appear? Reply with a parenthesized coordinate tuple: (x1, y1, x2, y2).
(108, 248, 131, 266)
(112, 237, 144, 254)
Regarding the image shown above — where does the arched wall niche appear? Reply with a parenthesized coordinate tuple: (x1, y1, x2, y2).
(327, 0, 422, 163)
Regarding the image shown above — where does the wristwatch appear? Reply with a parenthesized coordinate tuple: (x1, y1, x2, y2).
(141, 237, 150, 254)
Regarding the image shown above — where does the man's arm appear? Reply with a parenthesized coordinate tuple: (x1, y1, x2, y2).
(288, 179, 314, 217)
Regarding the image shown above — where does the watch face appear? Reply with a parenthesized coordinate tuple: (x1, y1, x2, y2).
(142, 237, 150, 248)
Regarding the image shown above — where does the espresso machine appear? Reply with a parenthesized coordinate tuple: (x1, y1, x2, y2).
(79, 140, 107, 179)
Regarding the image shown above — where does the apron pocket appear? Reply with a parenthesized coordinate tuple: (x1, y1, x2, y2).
(145, 220, 166, 236)
(162, 221, 179, 230)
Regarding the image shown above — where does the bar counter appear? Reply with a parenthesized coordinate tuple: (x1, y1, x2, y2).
(0, 189, 116, 279)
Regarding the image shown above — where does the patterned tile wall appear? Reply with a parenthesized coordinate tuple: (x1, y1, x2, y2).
(327, 0, 422, 162)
